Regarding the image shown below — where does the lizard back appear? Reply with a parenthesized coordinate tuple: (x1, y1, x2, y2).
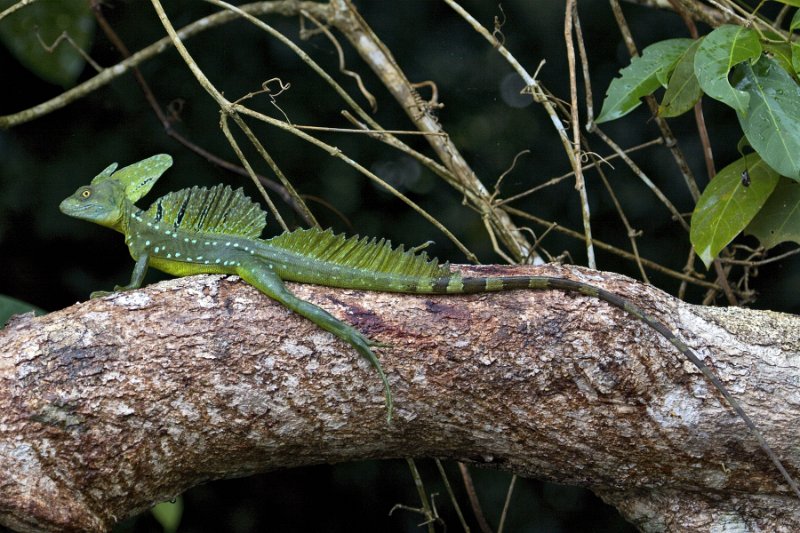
(143, 184, 267, 238)
(264, 227, 451, 281)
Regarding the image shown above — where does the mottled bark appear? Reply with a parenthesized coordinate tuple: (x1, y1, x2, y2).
(1, 265, 798, 532)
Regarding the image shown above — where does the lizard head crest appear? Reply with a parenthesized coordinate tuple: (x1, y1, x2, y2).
(91, 154, 173, 202)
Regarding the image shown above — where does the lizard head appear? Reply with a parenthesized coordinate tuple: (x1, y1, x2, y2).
(60, 179, 128, 230)
(60, 154, 174, 231)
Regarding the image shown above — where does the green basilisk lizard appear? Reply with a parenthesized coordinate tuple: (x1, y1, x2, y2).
(60, 154, 799, 498)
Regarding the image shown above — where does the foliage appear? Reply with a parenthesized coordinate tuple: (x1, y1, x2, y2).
(690, 154, 779, 267)
(595, 38, 693, 122)
(150, 497, 183, 533)
(732, 56, 800, 181)
(658, 39, 703, 117)
(747, 177, 800, 248)
(0, 294, 44, 327)
(598, 18, 800, 265)
(0, 0, 93, 87)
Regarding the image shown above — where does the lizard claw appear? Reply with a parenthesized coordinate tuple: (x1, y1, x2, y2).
(368, 339, 393, 349)
(89, 290, 113, 299)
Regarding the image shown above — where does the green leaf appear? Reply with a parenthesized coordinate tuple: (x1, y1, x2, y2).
(736, 136, 751, 153)
(734, 56, 800, 180)
(792, 42, 800, 76)
(0, 295, 45, 328)
(694, 25, 761, 115)
(792, 10, 800, 31)
(746, 177, 800, 249)
(151, 497, 183, 533)
(690, 154, 779, 268)
(775, 0, 800, 7)
(596, 38, 693, 123)
(762, 42, 796, 78)
(659, 39, 703, 117)
(0, 0, 95, 87)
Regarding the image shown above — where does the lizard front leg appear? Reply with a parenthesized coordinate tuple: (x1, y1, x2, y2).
(91, 254, 149, 298)
(236, 259, 394, 422)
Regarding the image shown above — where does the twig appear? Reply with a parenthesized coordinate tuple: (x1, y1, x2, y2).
(496, 475, 517, 533)
(572, 1, 594, 124)
(0, 0, 38, 22)
(291, 124, 445, 137)
(677, 246, 698, 300)
(300, 9, 377, 112)
(168, 0, 479, 261)
(720, 247, 800, 267)
(405, 458, 437, 533)
(663, 1, 736, 305)
(606, 0, 701, 201)
(219, 114, 290, 232)
(620, 0, 727, 26)
(495, 138, 663, 207)
(337, 0, 533, 262)
(435, 459, 471, 532)
(458, 463, 493, 533)
(444, 0, 584, 259)
(203, 0, 478, 237)
(234, 103, 478, 262)
(151, 0, 302, 234)
(592, 126, 690, 232)
(711, 258, 738, 305)
(502, 205, 720, 290)
(35, 29, 103, 72)
(206, 0, 467, 230)
(666, 0, 716, 183)
(90, 1, 315, 227)
(564, 0, 596, 268)
(586, 142, 651, 283)
(1, 2, 295, 128)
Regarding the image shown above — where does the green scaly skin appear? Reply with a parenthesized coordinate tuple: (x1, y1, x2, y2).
(60, 155, 800, 498)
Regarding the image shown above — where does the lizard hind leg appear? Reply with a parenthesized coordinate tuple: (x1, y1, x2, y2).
(235, 260, 394, 423)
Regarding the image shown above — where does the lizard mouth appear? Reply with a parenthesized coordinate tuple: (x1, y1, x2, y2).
(59, 199, 96, 216)
(58, 199, 75, 214)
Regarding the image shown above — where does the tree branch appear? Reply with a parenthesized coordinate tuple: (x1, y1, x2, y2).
(1, 265, 798, 532)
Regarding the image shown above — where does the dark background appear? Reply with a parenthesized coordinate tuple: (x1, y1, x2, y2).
(1, 1, 796, 531)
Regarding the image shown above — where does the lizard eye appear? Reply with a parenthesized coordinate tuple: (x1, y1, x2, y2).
(80, 188, 92, 199)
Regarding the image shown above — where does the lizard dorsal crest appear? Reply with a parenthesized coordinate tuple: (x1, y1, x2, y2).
(265, 228, 450, 278)
(144, 184, 267, 238)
